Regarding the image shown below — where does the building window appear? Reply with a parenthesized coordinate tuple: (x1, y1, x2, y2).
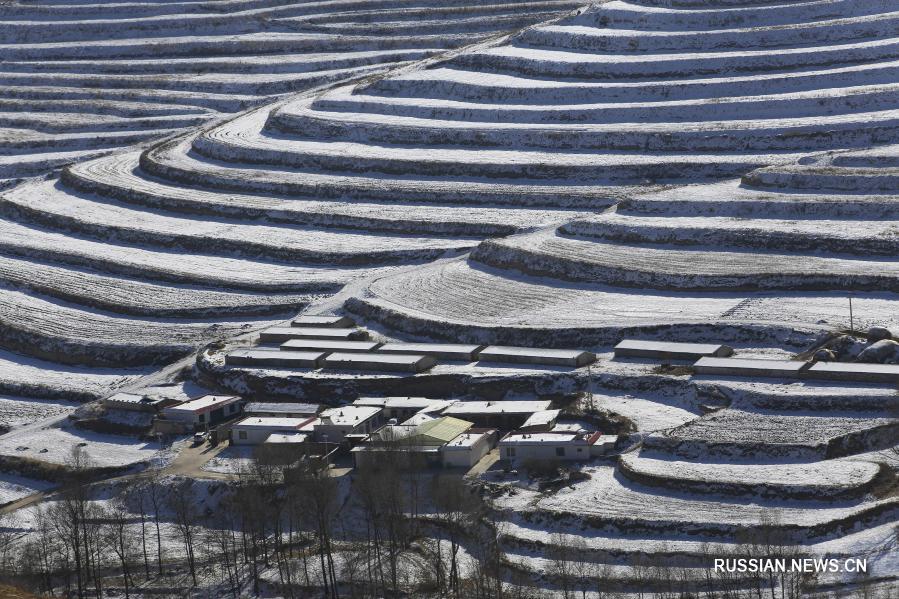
(198, 413, 205, 423)
(238, 431, 247, 440)
(506, 447, 516, 457)
(577, 448, 583, 453)
(555, 447, 565, 457)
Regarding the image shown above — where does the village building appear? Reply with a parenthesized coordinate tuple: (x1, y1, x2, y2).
(291, 315, 355, 328)
(353, 396, 455, 422)
(441, 428, 498, 468)
(693, 357, 809, 379)
(477, 346, 596, 367)
(351, 416, 474, 468)
(614, 340, 733, 361)
(244, 402, 321, 418)
(161, 394, 242, 429)
(314, 405, 383, 444)
(499, 431, 602, 463)
(231, 416, 316, 445)
(103, 392, 179, 413)
(442, 400, 552, 430)
(519, 409, 561, 432)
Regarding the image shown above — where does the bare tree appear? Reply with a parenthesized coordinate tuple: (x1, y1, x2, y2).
(102, 497, 135, 599)
(167, 479, 199, 587)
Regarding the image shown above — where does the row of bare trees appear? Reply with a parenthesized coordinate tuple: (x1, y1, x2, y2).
(1, 444, 894, 598)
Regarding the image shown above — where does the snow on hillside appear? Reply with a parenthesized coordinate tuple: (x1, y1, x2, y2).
(0, 0, 582, 182)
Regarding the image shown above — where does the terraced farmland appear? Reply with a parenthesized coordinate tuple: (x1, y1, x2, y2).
(0, 0, 582, 182)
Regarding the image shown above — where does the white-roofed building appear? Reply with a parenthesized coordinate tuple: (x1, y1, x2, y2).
(162, 395, 242, 429)
(315, 405, 383, 443)
(244, 402, 321, 418)
(231, 416, 315, 445)
(499, 431, 602, 463)
(519, 409, 561, 432)
(353, 397, 456, 422)
(441, 429, 497, 468)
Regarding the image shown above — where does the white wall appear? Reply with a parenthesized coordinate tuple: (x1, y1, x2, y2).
(232, 427, 276, 445)
(500, 443, 589, 462)
(442, 434, 492, 468)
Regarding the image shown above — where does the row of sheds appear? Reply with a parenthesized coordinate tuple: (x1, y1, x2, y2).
(614, 339, 899, 383)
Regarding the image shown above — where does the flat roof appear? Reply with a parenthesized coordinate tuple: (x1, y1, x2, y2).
(105, 392, 143, 403)
(291, 315, 354, 327)
(244, 402, 320, 414)
(260, 327, 362, 341)
(443, 400, 552, 415)
(234, 417, 310, 429)
(226, 348, 324, 367)
(319, 405, 382, 426)
(501, 432, 581, 444)
(280, 339, 381, 352)
(443, 429, 495, 450)
(322, 353, 436, 372)
(287, 327, 361, 338)
(377, 343, 484, 360)
(354, 396, 442, 409)
(480, 346, 589, 359)
(808, 362, 899, 374)
(264, 432, 311, 444)
(165, 394, 239, 413)
(615, 340, 730, 353)
(694, 357, 807, 371)
(521, 409, 561, 428)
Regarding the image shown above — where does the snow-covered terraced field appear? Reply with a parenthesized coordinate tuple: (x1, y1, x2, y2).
(0, 0, 581, 182)
(495, 464, 897, 538)
(0, 395, 78, 433)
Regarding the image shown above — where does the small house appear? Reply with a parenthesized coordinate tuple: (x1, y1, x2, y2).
(314, 405, 384, 444)
(103, 392, 178, 413)
(231, 416, 315, 445)
(441, 429, 497, 468)
(499, 431, 601, 463)
(162, 395, 242, 429)
(244, 402, 321, 418)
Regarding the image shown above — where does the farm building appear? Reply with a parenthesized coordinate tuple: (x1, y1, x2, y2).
(477, 346, 596, 367)
(103, 392, 179, 413)
(805, 362, 899, 383)
(264, 432, 312, 445)
(226, 348, 325, 368)
(441, 429, 498, 468)
(351, 416, 474, 468)
(161, 395, 242, 429)
(353, 397, 455, 422)
(280, 339, 381, 353)
(244, 402, 321, 418)
(376, 342, 485, 361)
(315, 405, 384, 443)
(519, 410, 561, 432)
(614, 340, 733, 361)
(291, 315, 355, 328)
(693, 357, 809, 379)
(499, 431, 602, 463)
(442, 400, 552, 429)
(322, 352, 436, 373)
(231, 416, 315, 445)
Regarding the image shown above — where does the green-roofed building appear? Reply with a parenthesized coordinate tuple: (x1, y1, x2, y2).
(351, 416, 478, 469)
(413, 417, 473, 445)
